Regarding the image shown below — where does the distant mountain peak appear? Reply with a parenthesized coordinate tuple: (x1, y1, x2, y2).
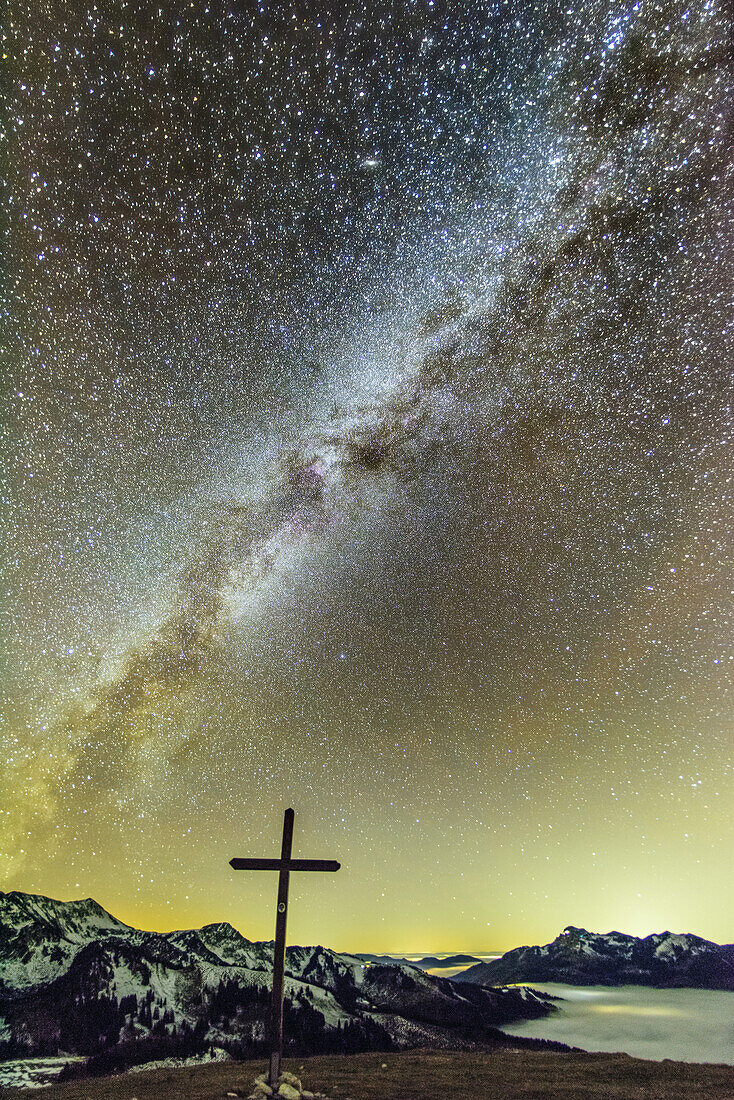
(0, 889, 131, 930)
(199, 920, 247, 937)
(455, 925, 734, 991)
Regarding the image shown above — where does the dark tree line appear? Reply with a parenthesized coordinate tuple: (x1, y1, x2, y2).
(3, 974, 396, 1074)
(57, 1025, 211, 1080)
(209, 977, 269, 1025)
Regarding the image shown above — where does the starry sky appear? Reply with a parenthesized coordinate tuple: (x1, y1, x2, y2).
(2, 0, 732, 954)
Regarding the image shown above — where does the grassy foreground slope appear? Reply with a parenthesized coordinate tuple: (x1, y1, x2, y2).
(2, 1049, 733, 1100)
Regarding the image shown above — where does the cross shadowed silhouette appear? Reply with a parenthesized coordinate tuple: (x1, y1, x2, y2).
(230, 808, 340, 1088)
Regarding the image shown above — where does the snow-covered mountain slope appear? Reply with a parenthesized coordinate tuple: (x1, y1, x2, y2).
(0, 891, 139, 996)
(0, 891, 558, 1066)
(454, 926, 734, 989)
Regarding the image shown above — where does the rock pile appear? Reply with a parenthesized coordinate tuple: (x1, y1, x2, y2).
(242, 1070, 352, 1100)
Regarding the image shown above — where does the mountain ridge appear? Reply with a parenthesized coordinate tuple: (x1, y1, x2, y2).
(453, 924, 734, 990)
(0, 891, 561, 1070)
(354, 952, 483, 969)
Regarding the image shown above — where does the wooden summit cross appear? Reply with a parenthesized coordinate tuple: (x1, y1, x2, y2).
(230, 808, 340, 1088)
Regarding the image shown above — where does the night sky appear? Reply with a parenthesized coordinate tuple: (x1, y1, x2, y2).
(2, 0, 732, 953)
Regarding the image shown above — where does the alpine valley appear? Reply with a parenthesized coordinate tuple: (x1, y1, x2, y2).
(0, 892, 559, 1075)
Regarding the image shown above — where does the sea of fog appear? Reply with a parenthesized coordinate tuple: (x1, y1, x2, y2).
(498, 983, 734, 1065)
(391, 953, 501, 979)
(395, 956, 734, 1064)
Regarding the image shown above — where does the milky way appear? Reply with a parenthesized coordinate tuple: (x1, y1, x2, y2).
(2, 0, 732, 950)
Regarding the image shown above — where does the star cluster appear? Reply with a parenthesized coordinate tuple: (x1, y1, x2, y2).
(1, 0, 732, 951)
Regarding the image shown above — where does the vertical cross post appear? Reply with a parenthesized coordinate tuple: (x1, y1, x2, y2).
(229, 808, 340, 1090)
(269, 807, 294, 1088)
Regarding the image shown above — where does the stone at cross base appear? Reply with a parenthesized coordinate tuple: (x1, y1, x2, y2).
(247, 1068, 332, 1100)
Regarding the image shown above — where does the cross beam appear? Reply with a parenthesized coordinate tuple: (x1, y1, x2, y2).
(230, 808, 340, 1088)
(230, 858, 340, 872)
